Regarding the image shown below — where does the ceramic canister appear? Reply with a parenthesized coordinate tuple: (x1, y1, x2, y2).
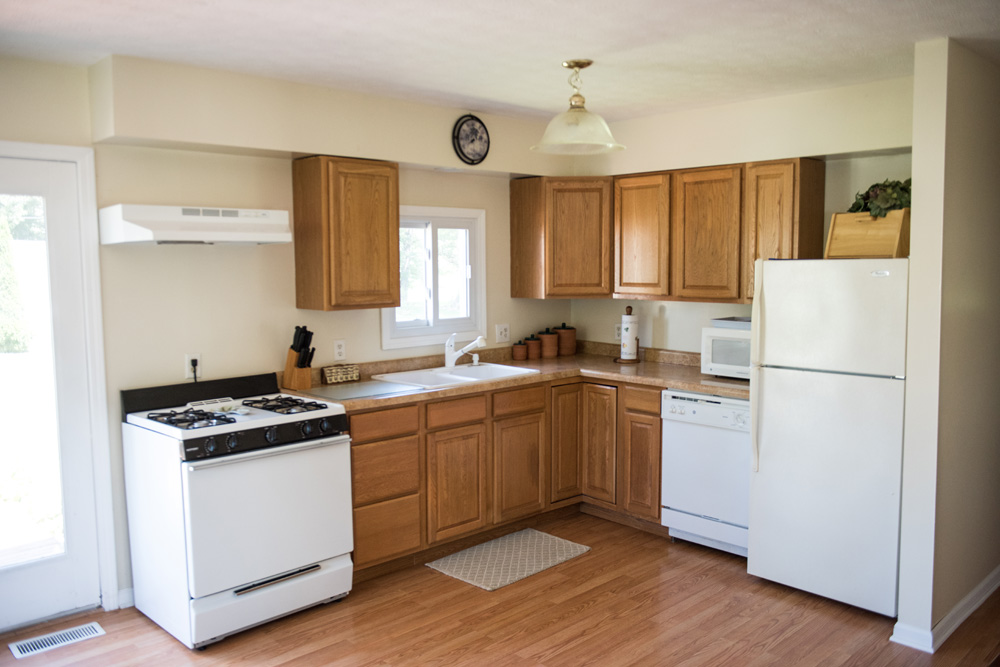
(554, 322, 576, 356)
(525, 334, 541, 360)
(539, 328, 558, 358)
(512, 341, 528, 360)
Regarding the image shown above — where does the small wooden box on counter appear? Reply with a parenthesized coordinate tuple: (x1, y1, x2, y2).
(824, 208, 910, 259)
(282, 348, 312, 391)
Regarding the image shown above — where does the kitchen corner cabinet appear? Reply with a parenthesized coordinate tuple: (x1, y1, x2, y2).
(510, 176, 613, 298)
(292, 156, 400, 311)
(493, 386, 548, 523)
(618, 386, 662, 520)
(742, 158, 826, 299)
(671, 165, 743, 301)
(614, 173, 670, 298)
(349, 405, 423, 567)
(550, 383, 584, 502)
(581, 383, 618, 503)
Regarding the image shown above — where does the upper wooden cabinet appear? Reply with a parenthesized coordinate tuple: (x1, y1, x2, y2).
(743, 158, 826, 299)
(614, 173, 670, 298)
(671, 165, 743, 301)
(292, 156, 400, 311)
(510, 176, 613, 298)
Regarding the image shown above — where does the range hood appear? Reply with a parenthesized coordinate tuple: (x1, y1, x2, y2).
(99, 204, 291, 245)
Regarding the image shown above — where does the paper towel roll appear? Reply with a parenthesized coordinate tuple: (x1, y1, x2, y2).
(620, 308, 639, 360)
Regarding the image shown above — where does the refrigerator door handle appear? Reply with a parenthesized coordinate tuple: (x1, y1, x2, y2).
(751, 258, 764, 366)
(750, 364, 761, 472)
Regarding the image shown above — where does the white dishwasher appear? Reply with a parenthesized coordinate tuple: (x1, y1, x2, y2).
(661, 389, 751, 556)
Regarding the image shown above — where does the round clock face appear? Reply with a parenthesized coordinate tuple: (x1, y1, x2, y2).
(452, 114, 490, 165)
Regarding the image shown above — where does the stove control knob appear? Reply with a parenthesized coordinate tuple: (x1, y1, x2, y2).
(318, 418, 332, 434)
(264, 426, 279, 444)
(299, 421, 314, 438)
(225, 433, 239, 451)
(204, 437, 217, 455)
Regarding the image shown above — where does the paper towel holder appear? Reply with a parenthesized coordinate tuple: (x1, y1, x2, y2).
(615, 306, 641, 365)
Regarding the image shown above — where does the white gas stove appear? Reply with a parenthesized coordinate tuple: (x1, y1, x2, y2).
(121, 373, 353, 649)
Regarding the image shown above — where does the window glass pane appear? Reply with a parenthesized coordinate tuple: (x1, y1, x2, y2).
(437, 228, 469, 320)
(0, 194, 65, 567)
(397, 225, 430, 326)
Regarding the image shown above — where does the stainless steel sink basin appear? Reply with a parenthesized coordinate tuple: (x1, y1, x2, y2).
(372, 363, 539, 389)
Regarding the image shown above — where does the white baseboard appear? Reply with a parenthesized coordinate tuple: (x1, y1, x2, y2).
(892, 562, 1000, 654)
(117, 588, 135, 609)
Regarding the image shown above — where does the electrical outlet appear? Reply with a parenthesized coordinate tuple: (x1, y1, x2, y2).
(495, 323, 510, 343)
(184, 353, 202, 379)
(333, 339, 347, 361)
(614, 324, 622, 341)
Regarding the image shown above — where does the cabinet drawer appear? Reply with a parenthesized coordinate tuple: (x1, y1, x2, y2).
(426, 395, 487, 431)
(350, 405, 418, 443)
(353, 494, 422, 567)
(493, 385, 546, 418)
(623, 385, 662, 415)
(351, 435, 420, 507)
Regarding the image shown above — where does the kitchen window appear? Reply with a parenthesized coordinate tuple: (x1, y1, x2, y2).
(380, 206, 486, 349)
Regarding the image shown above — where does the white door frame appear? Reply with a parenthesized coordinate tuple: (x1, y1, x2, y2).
(0, 140, 117, 612)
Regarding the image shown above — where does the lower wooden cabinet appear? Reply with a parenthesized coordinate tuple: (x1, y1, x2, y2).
(353, 495, 422, 567)
(581, 384, 618, 503)
(427, 423, 489, 544)
(550, 383, 584, 502)
(619, 402, 662, 520)
(493, 412, 547, 523)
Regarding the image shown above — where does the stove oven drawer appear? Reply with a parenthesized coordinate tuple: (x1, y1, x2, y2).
(181, 436, 352, 599)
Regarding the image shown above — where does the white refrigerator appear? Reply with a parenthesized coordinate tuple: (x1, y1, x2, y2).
(748, 258, 908, 617)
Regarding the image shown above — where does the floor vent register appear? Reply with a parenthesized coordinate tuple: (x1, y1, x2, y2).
(8, 622, 105, 659)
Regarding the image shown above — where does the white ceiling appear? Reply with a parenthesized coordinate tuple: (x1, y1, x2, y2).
(2, 0, 999, 122)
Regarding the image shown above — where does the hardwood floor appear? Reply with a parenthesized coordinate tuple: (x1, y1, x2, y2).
(2, 513, 998, 666)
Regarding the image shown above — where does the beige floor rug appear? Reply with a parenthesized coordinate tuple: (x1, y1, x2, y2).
(426, 528, 590, 591)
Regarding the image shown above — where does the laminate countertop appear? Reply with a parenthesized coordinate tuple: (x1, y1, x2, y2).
(300, 354, 750, 412)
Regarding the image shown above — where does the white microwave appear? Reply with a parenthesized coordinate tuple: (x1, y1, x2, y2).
(701, 327, 751, 379)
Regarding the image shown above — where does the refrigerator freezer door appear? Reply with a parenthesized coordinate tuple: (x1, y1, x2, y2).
(754, 258, 908, 377)
(748, 366, 903, 616)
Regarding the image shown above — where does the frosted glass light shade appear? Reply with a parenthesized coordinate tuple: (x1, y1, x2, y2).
(531, 107, 625, 155)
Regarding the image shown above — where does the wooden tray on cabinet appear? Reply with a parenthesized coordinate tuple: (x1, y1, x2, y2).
(824, 208, 910, 259)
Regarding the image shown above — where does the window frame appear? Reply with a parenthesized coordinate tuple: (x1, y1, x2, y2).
(380, 205, 486, 350)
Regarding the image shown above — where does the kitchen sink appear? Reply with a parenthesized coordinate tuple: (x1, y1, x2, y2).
(372, 363, 539, 388)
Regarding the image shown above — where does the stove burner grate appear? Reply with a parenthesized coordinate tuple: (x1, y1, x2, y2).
(146, 409, 237, 430)
(241, 395, 327, 414)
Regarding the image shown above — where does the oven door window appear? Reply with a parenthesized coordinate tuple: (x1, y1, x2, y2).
(181, 438, 352, 599)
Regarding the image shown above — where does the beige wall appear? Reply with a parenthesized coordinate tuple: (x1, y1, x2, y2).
(0, 57, 92, 146)
(932, 41, 1000, 622)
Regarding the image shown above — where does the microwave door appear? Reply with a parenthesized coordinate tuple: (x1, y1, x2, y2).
(702, 328, 751, 378)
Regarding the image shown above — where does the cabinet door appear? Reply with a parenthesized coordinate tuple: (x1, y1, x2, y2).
(329, 159, 400, 308)
(494, 412, 547, 523)
(614, 173, 670, 297)
(671, 166, 742, 300)
(292, 156, 400, 311)
(550, 383, 583, 502)
(620, 411, 661, 520)
(353, 495, 422, 567)
(545, 178, 613, 297)
(427, 423, 489, 544)
(743, 159, 825, 299)
(582, 384, 617, 503)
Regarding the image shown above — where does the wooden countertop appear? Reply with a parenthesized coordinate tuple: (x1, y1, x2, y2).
(300, 353, 749, 411)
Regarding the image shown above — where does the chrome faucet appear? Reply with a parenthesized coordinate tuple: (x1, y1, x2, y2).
(444, 333, 486, 367)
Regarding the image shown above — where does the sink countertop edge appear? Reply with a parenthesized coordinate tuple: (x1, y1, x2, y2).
(297, 354, 750, 412)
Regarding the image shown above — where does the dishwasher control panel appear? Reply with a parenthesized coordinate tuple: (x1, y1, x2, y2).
(661, 389, 750, 432)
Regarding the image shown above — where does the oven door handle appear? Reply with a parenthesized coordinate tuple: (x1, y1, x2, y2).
(185, 435, 350, 471)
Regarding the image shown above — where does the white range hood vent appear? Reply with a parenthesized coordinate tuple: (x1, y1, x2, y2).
(99, 204, 292, 245)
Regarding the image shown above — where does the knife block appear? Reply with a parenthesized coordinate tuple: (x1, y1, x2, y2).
(282, 348, 312, 391)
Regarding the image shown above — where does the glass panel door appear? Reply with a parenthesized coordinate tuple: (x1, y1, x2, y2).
(0, 156, 100, 630)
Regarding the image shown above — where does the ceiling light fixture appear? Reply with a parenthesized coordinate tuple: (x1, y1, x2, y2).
(531, 59, 624, 155)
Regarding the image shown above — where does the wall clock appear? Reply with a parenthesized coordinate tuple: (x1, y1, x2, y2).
(452, 114, 490, 165)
